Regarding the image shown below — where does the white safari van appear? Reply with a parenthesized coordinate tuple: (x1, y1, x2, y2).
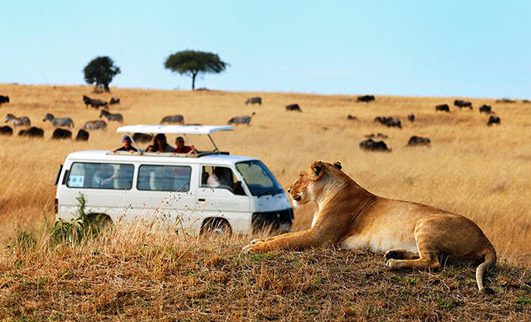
(55, 125, 293, 235)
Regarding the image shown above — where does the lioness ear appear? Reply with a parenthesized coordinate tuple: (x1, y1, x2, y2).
(333, 162, 342, 170)
(311, 161, 323, 177)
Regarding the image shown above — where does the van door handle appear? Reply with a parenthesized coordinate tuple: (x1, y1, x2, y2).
(198, 198, 206, 202)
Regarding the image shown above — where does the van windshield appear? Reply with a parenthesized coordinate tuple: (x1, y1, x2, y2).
(235, 160, 283, 196)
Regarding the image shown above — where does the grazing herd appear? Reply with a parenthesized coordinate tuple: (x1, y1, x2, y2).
(1, 95, 125, 141)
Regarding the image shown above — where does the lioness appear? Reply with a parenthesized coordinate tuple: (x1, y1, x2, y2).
(243, 161, 497, 292)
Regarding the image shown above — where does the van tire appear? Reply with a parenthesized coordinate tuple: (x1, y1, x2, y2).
(86, 213, 113, 234)
(200, 218, 232, 237)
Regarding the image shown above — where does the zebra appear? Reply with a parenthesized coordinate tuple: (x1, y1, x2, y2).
(227, 112, 256, 126)
(43, 113, 75, 128)
(83, 120, 107, 130)
(100, 109, 124, 123)
(5, 113, 31, 127)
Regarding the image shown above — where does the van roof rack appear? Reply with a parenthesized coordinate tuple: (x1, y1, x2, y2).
(116, 125, 234, 154)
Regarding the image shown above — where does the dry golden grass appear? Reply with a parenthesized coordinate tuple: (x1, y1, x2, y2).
(1, 84, 529, 260)
(0, 84, 530, 320)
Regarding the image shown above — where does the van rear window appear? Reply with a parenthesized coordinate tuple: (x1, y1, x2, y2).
(67, 162, 134, 190)
(137, 165, 191, 192)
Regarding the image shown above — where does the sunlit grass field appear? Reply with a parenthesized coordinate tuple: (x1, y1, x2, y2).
(0, 84, 530, 320)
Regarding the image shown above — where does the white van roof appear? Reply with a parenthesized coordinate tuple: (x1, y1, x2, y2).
(66, 150, 256, 166)
(117, 125, 234, 135)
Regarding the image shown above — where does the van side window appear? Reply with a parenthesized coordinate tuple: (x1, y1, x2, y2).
(67, 162, 134, 190)
(137, 165, 191, 192)
(201, 166, 246, 195)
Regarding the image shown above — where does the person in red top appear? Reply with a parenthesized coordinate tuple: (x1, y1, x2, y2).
(174, 136, 197, 155)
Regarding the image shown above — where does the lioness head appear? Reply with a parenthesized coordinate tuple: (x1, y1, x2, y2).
(288, 161, 343, 207)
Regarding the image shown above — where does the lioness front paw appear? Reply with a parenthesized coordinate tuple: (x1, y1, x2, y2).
(242, 244, 257, 254)
(385, 259, 398, 268)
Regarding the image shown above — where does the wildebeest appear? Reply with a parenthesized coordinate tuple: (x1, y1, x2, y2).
(228, 112, 256, 126)
(407, 135, 431, 147)
(285, 104, 302, 112)
(359, 138, 391, 152)
(245, 97, 262, 105)
(18, 127, 44, 138)
(0, 125, 13, 136)
(109, 97, 121, 105)
(43, 113, 74, 128)
(435, 104, 450, 112)
(364, 133, 388, 139)
(454, 99, 473, 109)
(83, 120, 107, 130)
(83, 95, 108, 109)
(346, 114, 358, 120)
(487, 115, 501, 126)
(407, 114, 415, 122)
(52, 128, 72, 140)
(132, 132, 153, 143)
(5, 113, 31, 127)
(0, 95, 10, 105)
(100, 109, 124, 123)
(522, 99, 531, 104)
(479, 105, 492, 114)
(357, 95, 375, 103)
(374, 116, 402, 129)
(75, 129, 90, 141)
(160, 114, 185, 124)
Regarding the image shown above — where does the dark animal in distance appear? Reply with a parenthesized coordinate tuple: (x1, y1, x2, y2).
(83, 120, 107, 130)
(0, 95, 10, 105)
(75, 129, 90, 141)
(285, 104, 302, 112)
(359, 138, 391, 152)
(454, 99, 473, 109)
(5, 113, 31, 127)
(245, 97, 262, 105)
(160, 114, 184, 124)
(83, 95, 108, 109)
(365, 133, 388, 139)
(435, 104, 450, 112)
(407, 136, 431, 147)
(52, 128, 72, 140)
(522, 99, 531, 104)
(479, 105, 492, 114)
(346, 114, 358, 120)
(407, 114, 415, 122)
(374, 116, 402, 129)
(357, 95, 375, 103)
(487, 115, 501, 126)
(100, 109, 124, 123)
(109, 97, 121, 105)
(18, 127, 44, 138)
(495, 98, 516, 104)
(0, 125, 13, 136)
(228, 112, 256, 125)
(132, 133, 153, 143)
(43, 113, 74, 128)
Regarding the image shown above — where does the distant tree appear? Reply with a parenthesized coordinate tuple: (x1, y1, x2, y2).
(83, 56, 121, 92)
(164, 50, 228, 90)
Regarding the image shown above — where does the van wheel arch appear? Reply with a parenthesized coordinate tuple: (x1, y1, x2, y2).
(200, 217, 232, 236)
(86, 213, 114, 232)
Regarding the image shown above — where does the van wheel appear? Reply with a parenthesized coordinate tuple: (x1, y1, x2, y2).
(200, 218, 232, 237)
(86, 213, 113, 234)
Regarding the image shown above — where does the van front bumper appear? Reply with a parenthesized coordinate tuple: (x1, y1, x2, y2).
(251, 208, 294, 235)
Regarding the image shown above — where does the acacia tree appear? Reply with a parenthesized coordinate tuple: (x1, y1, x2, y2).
(83, 56, 121, 92)
(164, 50, 228, 90)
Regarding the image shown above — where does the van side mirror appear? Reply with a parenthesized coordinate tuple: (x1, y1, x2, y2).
(233, 181, 246, 196)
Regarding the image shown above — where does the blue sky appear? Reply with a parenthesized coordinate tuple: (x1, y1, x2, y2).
(1, 1, 530, 98)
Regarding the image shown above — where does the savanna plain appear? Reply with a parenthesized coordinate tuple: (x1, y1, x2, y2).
(0, 84, 529, 321)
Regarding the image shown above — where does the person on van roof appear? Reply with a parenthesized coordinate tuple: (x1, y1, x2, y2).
(113, 135, 138, 153)
(174, 136, 197, 155)
(146, 133, 174, 152)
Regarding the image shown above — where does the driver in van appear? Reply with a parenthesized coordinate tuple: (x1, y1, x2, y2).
(113, 135, 138, 153)
(207, 167, 232, 189)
